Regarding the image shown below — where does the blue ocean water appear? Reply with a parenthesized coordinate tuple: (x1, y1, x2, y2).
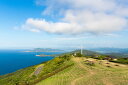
(0, 50, 61, 75)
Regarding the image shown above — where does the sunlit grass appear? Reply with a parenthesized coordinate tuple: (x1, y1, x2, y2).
(37, 57, 128, 85)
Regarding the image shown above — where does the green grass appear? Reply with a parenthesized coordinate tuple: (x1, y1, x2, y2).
(0, 55, 72, 85)
(37, 59, 87, 85)
(0, 65, 37, 85)
(0, 55, 128, 85)
(37, 57, 128, 85)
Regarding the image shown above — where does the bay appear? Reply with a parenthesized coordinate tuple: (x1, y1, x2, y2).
(0, 50, 61, 75)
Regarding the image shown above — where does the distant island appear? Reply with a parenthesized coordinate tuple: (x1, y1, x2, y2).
(23, 48, 65, 52)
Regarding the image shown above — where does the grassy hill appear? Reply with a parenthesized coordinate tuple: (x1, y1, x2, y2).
(0, 50, 128, 85)
(0, 54, 73, 85)
(37, 57, 128, 85)
(52, 49, 102, 57)
(72, 49, 102, 56)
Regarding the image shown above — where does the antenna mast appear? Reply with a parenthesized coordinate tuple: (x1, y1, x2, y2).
(81, 44, 83, 54)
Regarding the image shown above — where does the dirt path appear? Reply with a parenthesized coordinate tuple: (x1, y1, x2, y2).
(71, 58, 113, 85)
(34, 65, 44, 76)
(71, 58, 95, 85)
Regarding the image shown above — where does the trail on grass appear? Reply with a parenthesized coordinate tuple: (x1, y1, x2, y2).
(71, 58, 95, 85)
(34, 65, 44, 76)
(37, 57, 127, 85)
(71, 58, 114, 85)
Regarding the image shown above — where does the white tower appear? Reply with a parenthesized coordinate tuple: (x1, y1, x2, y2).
(81, 44, 83, 54)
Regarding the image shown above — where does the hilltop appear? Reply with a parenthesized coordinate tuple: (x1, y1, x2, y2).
(37, 57, 128, 85)
(50, 49, 102, 57)
(0, 50, 128, 85)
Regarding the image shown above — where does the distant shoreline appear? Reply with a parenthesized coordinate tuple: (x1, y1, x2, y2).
(23, 51, 64, 52)
(0, 50, 54, 75)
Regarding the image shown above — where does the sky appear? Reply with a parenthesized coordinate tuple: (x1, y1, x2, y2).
(0, 0, 128, 49)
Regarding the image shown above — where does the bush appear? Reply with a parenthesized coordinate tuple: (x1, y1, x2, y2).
(84, 60, 95, 66)
(110, 58, 128, 64)
(75, 52, 83, 57)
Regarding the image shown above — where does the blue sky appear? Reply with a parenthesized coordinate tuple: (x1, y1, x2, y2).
(0, 0, 128, 49)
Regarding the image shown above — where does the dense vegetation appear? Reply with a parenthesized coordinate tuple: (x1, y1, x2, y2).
(0, 65, 37, 85)
(110, 58, 128, 64)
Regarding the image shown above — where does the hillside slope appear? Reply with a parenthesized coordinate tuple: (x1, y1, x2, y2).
(0, 55, 73, 85)
(37, 57, 128, 85)
(0, 53, 128, 85)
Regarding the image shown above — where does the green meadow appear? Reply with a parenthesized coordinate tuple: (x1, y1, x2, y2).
(0, 53, 128, 85)
(37, 57, 128, 85)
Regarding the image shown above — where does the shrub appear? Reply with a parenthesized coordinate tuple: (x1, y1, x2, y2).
(85, 60, 95, 66)
(75, 52, 83, 57)
(110, 58, 128, 64)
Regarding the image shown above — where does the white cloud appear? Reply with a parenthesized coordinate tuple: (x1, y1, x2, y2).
(115, 7, 128, 17)
(22, 0, 128, 35)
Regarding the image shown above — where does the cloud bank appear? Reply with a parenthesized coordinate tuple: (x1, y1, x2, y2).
(22, 0, 128, 35)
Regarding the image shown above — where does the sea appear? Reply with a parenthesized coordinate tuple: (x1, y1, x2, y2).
(0, 49, 62, 75)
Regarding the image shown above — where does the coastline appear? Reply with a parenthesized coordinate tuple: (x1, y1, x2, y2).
(23, 51, 64, 52)
(0, 50, 55, 75)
